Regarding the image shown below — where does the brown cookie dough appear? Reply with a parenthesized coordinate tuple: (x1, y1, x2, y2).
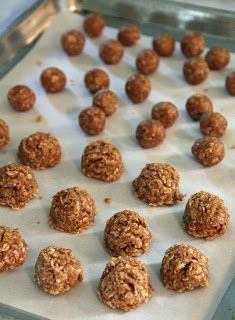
(192, 137, 225, 166)
(0, 163, 39, 209)
(97, 256, 153, 311)
(34, 246, 83, 295)
(40, 67, 66, 93)
(93, 89, 118, 116)
(104, 210, 152, 257)
(84, 68, 110, 94)
(49, 186, 96, 234)
(136, 119, 165, 148)
(0, 119, 9, 149)
(79, 106, 105, 135)
(125, 74, 151, 103)
(161, 244, 209, 292)
(61, 30, 85, 56)
(136, 49, 160, 75)
(181, 32, 205, 58)
(200, 112, 228, 137)
(0, 226, 28, 272)
(183, 58, 209, 85)
(18, 132, 61, 170)
(83, 14, 105, 38)
(7, 85, 36, 111)
(133, 163, 184, 207)
(118, 25, 141, 46)
(183, 191, 230, 240)
(99, 40, 124, 65)
(81, 140, 124, 182)
(225, 71, 235, 96)
(186, 93, 213, 121)
(205, 48, 230, 70)
(152, 34, 175, 57)
(151, 101, 179, 128)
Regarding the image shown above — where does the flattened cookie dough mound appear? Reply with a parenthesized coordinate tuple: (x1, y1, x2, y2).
(181, 32, 205, 58)
(152, 34, 175, 57)
(136, 49, 160, 75)
(200, 112, 228, 137)
(0, 119, 10, 149)
(125, 74, 151, 103)
(83, 14, 105, 38)
(79, 106, 106, 135)
(136, 119, 165, 148)
(118, 25, 141, 46)
(133, 163, 184, 207)
(49, 186, 96, 234)
(93, 89, 118, 116)
(183, 191, 230, 240)
(161, 244, 209, 292)
(84, 68, 110, 94)
(7, 85, 36, 111)
(152, 101, 179, 128)
(40, 67, 66, 93)
(99, 40, 124, 65)
(0, 163, 39, 209)
(97, 256, 153, 311)
(34, 246, 83, 295)
(81, 140, 124, 182)
(0, 226, 28, 272)
(61, 30, 85, 56)
(186, 93, 213, 121)
(183, 58, 209, 85)
(18, 132, 61, 170)
(104, 210, 152, 257)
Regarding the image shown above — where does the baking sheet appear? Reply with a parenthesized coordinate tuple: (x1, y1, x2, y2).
(0, 11, 234, 320)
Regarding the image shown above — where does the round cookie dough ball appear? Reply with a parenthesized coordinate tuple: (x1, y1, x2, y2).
(40, 67, 66, 93)
(192, 137, 225, 166)
(104, 210, 152, 257)
(99, 40, 124, 65)
(125, 74, 151, 103)
(186, 93, 213, 121)
(136, 49, 160, 75)
(7, 85, 36, 111)
(0, 163, 39, 209)
(118, 25, 141, 46)
(83, 14, 105, 38)
(49, 186, 96, 234)
(181, 32, 205, 58)
(205, 48, 230, 70)
(0, 119, 9, 149)
(152, 101, 179, 128)
(18, 132, 62, 170)
(183, 58, 209, 85)
(97, 256, 153, 311)
(93, 89, 118, 116)
(34, 246, 83, 295)
(79, 106, 105, 135)
(183, 191, 230, 240)
(152, 34, 175, 57)
(225, 71, 235, 96)
(136, 119, 165, 148)
(161, 244, 209, 292)
(200, 112, 227, 137)
(61, 30, 85, 56)
(133, 163, 184, 207)
(84, 68, 110, 94)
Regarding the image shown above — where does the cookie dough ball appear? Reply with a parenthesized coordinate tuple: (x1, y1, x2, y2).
(133, 163, 184, 206)
(99, 40, 124, 65)
(192, 137, 225, 166)
(181, 32, 205, 58)
(49, 186, 96, 234)
(183, 191, 230, 240)
(136, 49, 160, 75)
(84, 68, 110, 94)
(152, 34, 175, 57)
(225, 71, 235, 96)
(83, 14, 105, 38)
(93, 90, 118, 116)
(186, 94, 213, 121)
(125, 74, 151, 103)
(18, 132, 61, 170)
(0, 163, 39, 209)
(136, 119, 165, 148)
(118, 25, 141, 46)
(7, 85, 36, 111)
(81, 140, 124, 182)
(161, 244, 209, 292)
(34, 246, 83, 295)
(40, 67, 66, 93)
(79, 107, 105, 135)
(104, 210, 152, 257)
(97, 256, 153, 311)
(0, 119, 9, 149)
(183, 58, 209, 85)
(152, 101, 179, 128)
(61, 30, 85, 56)
(205, 48, 230, 70)
(200, 112, 227, 137)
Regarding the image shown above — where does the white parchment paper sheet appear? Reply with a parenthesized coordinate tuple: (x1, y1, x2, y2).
(0, 12, 234, 320)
